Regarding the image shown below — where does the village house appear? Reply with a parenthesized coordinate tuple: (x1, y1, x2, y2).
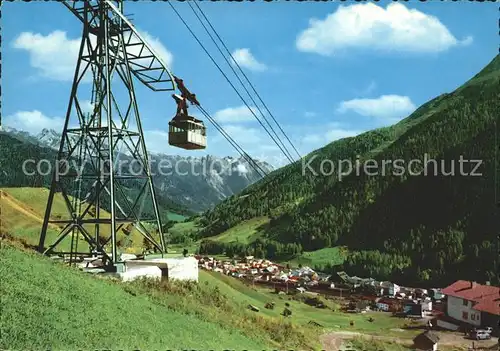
(413, 331, 440, 351)
(429, 288, 445, 301)
(381, 281, 401, 297)
(348, 276, 365, 288)
(375, 297, 401, 312)
(317, 273, 331, 282)
(361, 277, 378, 286)
(441, 280, 500, 331)
(348, 300, 370, 312)
(399, 287, 416, 299)
(403, 299, 433, 317)
(414, 288, 429, 299)
(334, 271, 350, 283)
(355, 284, 384, 297)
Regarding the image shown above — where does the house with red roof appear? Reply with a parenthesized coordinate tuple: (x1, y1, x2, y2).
(441, 280, 499, 330)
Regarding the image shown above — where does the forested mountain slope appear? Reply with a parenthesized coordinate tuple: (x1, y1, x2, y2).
(197, 54, 500, 286)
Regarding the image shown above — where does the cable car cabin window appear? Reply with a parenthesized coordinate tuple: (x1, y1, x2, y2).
(168, 116, 207, 150)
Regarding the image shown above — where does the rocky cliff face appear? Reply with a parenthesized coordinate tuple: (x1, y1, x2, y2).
(150, 153, 274, 212)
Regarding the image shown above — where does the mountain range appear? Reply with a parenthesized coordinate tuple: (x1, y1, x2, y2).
(0, 126, 274, 213)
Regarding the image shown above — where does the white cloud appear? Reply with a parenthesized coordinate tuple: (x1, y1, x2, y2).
(337, 95, 416, 121)
(302, 134, 323, 144)
(13, 31, 82, 81)
(231, 48, 267, 71)
(134, 31, 173, 68)
(296, 3, 473, 56)
(4, 110, 64, 134)
(304, 111, 317, 118)
(219, 125, 261, 144)
(80, 100, 94, 114)
(325, 128, 362, 141)
(144, 130, 172, 154)
(13, 30, 173, 82)
(214, 106, 257, 123)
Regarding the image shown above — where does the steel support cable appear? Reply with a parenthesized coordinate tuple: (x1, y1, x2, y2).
(189, 2, 313, 212)
(203, 115, 267, 178)
(187, 1, 297, 164)
(196, 105, 269, 179)
(191, 1, 302, 162)
(168, 2, 295, 165)
(201, 113, 268, 179)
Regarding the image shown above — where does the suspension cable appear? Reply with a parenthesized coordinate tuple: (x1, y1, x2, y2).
(195, 105, 269, 178)
(187, 1, 297, 164)
(168, 1, 295, 165)
(191, 0, 302, 162)
(188, 3, 316, 192)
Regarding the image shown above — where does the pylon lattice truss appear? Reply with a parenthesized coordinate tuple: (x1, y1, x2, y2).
(39, 0, 175, 267)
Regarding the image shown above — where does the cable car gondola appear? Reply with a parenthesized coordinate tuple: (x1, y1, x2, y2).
(168, 114, 206, 150)
(168, 77, 206, 150)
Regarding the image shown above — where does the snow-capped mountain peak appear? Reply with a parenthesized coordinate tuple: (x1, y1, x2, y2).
(2, 127, 275, 212)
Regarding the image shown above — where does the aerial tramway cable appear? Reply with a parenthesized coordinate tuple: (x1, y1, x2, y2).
(182, 3, 319, 191)
(187, 1, 297, 164)
(196, 105, 269, 178)
(190, 0, 302, 162)
(168, 1, 296, 165)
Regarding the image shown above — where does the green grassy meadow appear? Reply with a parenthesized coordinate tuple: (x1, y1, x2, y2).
(0, 243, 316, 350)
(0, 187, 424, 350)
(200, 271, 419, 339)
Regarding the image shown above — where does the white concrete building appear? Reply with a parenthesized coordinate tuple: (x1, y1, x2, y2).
(158, 257, 199, 282)
(442, 280, 500, 329)
(119, 266, 162, 282)
(445, 295, 482, 327)
(124, 257, 199, 282)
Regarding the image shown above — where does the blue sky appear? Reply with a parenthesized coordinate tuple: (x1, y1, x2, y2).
(2, 1, 498, 166)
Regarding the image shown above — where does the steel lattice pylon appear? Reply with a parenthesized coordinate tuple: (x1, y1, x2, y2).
(39, 1, 175, 268)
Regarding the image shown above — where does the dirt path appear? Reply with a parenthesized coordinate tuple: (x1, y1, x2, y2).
(321, 331, 411, 349)
(0, 190, 60, 230)
(321, 330, 499, 350)
(320, 333, 344, 351)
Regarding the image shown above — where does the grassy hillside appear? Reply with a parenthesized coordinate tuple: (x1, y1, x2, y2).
(0, 188, 71, 250)
(0, 187, 175, 254)
(2, 240, 431, 351)
(0, 243, 278, 350)
(289, 247, 348, 268)
(208, 216, 269, 243)
(198, 271, 418, 338)
(195, 54, 500, 286)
